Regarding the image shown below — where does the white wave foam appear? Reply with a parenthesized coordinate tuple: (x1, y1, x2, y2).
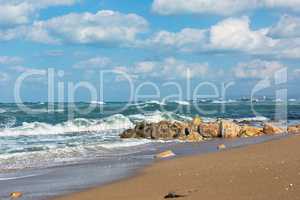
(0, 114, 133, 137)
(171, 100, 190, 105)
(129, 110, 192, 123)
(90, 101, 105, 105)
(0, 139, 154, 171)
(235, 116, 269, 122)
(0, 116, 16, 129)
(145, 100, 166, 106)
(212, 100, 236, 104)
(0, 108, 6, 113)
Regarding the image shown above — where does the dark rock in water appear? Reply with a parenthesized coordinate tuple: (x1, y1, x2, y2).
(120, 128, 136, 138)
(134, 122, 153, 138)
(120, 116, 273, 141)
(151, 121, 178, 139)
(120, 121, 188, 140)
(164, 192, 186, 199)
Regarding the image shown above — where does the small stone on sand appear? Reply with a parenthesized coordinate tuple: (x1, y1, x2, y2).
(164, 192, 185, 199)
(10, 192, 23, 199)
(218, 144, 226, 150)
(156, 150, 176, 159)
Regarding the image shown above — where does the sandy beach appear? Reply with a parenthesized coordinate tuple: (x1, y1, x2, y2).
(53, 134, 300, 200)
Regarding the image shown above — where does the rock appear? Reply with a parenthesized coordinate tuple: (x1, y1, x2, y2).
(192, 115, 202, 127)
(218, 144, 226, 150)
(263, 123, 285, 135)
(239, 126, 263, 137)
(156, 150, 176, 159)
(288, 125, 300, 134)
(220, 120, 241, 138)
(180, 132, 203, 142)
(151, 121, 180, 139)
(198, 122, 221, 138)
(120, 121, 190, 140)
(134, 122, 153, 138)
(120, 128, 136, 138)
(10, 192, 23, 199)
(164, 192, 185, 199)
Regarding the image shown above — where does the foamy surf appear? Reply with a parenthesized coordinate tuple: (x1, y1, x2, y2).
(0, 114, 133, 137)
(170, 100, 190, 105)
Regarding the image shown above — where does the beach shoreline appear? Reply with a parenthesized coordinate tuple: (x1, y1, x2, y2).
(0, 134, 286, 200)
(52, 134, 300, 200)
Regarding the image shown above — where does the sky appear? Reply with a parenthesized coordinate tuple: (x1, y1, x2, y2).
(0, 0, 299, 102)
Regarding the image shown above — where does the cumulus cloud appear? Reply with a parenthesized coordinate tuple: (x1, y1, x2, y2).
(269, 15, 300, 38)
(234, 59, 285, 79)
(144, 16, 300, 59)
(0, 56, 22, 65)
(210, 16, 277, 52)
(293, 69, 300, 79)
(152, 0, 253, 16)
(0, 0, 78, 26)
(133, 57, 208, 79)
(144, 28, 208, 52)
(152, 0, 300, 15)
(73, 57, 112, 69)
(0, 71, 9, 82)
(0, 10, 148, 45)
(145, 17, 277, 54)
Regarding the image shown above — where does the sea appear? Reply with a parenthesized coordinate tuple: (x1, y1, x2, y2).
(0, 100, 299, 199)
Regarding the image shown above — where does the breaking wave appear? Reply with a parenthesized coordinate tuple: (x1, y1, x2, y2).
(0, 114, 134, 137)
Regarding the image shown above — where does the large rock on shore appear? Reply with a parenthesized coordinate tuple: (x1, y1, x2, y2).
(179, 131, 204, 142)
(239, 126, 263, 137)
(151, 121, 183, 139)
(198, 122, 221, 138)
(220, 120, 241, 138)
(288, 125, 300, 134)
(120, 121, 187, 140)
(263, 123, 285, 135)
(120, 117, 290, 141)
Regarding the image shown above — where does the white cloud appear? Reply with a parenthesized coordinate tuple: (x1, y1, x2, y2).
(152, 0, 300, 15)
(0, 71, 9, 82)
(0, 10, 148, 45)
(144, 28, 208, 52)
(11, 65, 46, 74)
(10, 65, 48, 83)
(269, 15, 300, 38)
(210, 16, 277, 52)
(0, 0, 78, 26)
(134, 61, 156, 73)
(144, 16, 300, 59)
(134, 57, 208, 79)
(293, 69, 300, 79)
(144, 17, 277, 54)
(152, 0, 254, 16)
(73, 57, 112, 69)
(234, 59, 285, 79)
(0, 56, 22, 65)
(45, 50, 64, 57)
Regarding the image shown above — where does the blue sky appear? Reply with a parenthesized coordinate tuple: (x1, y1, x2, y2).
(0, 0, 299, 102)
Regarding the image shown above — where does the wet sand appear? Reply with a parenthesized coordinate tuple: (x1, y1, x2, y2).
(54, 134, 300, 200)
